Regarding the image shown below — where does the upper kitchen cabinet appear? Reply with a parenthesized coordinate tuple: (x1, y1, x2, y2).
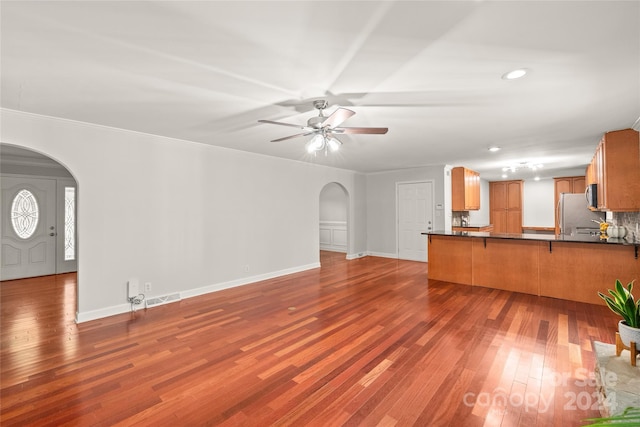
(554, 176, 585, 197)
(489, 180, 523, 234)
(452, 167, 480, 211)
(586, 128, 640, 211)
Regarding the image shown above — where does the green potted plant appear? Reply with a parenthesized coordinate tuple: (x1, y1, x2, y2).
(598, 279, 640, 350)
(582, 407, 640, 426)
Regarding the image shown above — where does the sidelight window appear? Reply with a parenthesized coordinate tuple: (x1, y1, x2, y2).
(64, 187, 75, 261)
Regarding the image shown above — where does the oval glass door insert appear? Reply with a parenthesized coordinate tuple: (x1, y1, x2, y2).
(11, 189, 39, 239)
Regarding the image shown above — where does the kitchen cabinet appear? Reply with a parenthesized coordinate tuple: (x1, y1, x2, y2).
(451, 167, 480, 211)
(427, 232, 640, 305)
(586, 128, 640, 211)
(553, 175, 586, 234)
(554, 176, 585, 197)
(586, 161, 595, 186)
(489, 180, 523, 234)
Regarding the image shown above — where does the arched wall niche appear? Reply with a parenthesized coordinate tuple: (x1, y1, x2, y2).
(319, 182, 349, 257)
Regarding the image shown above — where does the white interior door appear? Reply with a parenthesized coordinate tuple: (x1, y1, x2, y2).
(2, 176, 57, 280)
(398, 181, 433, 262)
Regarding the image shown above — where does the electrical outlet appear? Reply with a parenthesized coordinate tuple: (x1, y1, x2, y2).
(145, 282, 152, 292)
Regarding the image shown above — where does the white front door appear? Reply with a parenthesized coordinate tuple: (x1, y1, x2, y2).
(1, 177, 57, 280)
(398, 181, 433, 262)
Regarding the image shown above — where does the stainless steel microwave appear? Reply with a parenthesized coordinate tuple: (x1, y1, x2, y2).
(585, 183, 597, 209)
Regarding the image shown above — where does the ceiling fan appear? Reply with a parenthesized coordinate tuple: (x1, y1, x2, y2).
(258, 100, 388, 154)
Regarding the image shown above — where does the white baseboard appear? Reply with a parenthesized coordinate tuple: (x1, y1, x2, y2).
(76, 303, 137, 323)
(366, 251, 398, 259)
(346, 251, 401, 260)
(321, 246, 347, 253)
(75, 262, 321, 323)
(346, 251, 366, 260)
(181, 262, 320, 300)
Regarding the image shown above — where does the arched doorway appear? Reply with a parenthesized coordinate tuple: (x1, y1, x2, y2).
(1, 144, 78, 280)
(319, 182, 349, 258)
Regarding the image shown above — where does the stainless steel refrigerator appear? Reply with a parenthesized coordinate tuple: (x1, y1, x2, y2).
(558, 193, 605, 235)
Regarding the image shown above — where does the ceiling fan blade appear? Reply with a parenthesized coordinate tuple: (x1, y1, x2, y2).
(321, 107, 355, 128)
(334, 127, 389, 135)
(271, 132, 316, 142)
(258, 119, 310, 130)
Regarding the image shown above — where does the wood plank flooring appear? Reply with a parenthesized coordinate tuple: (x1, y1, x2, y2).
(1, 252, 621, 426)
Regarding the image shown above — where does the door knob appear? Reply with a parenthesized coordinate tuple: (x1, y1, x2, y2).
(49, 232, 56, 237)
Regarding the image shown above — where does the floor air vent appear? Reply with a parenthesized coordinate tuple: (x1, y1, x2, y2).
(145, 293, 181, 308)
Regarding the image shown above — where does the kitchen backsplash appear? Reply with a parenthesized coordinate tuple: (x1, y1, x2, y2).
(612, 211, 640, 241)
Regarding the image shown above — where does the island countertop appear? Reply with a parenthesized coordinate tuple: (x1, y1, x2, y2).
(423, 230, 639, 246)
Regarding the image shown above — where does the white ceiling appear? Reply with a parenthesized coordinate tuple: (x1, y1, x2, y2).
(1, 1, 639, 180)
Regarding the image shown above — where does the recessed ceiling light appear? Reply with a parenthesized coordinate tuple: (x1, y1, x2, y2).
(501, 174, 508, 178)
(502, 68, 528, 80)
(534, 176, 541, 181)
(488, 146, 500, 152)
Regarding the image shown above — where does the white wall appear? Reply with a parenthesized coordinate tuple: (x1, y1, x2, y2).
(468, 178, 490, 225)
(319, 183, 347, 222)
(1, 109, 366, 322)
(522, 178, 555, 227)
(443, 166, 453, 231)
(366, 166, 446, 257)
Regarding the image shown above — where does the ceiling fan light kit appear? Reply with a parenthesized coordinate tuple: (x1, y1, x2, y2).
(258, 100, 388, 156)
(306, 134, 342, 156)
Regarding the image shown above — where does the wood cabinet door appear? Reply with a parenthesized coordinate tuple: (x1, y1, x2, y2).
(490, 182, 507, 210)
(506, 209, 522, 234)
(451, 167, 465, 211)
(586, 161, 595, 185)
(489, 181, 505, 233)
(490, 180, 522, 234)
(491, 209, 507, 233)
(470, 170, 480, 209)
(555, 178, 572, 197)
(506, 181, 522, 233)
(452, 167, 481, 211)
(572, 176, 585, 193)
(464, 169, 475, 209)
(596, 142, 606, 209)
(601, 129, 640, 211)
(507, 181, 522, 210)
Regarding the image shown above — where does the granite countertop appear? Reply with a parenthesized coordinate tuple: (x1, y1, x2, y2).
(451, 224, 492, 228)
(423, 230, 640, 246)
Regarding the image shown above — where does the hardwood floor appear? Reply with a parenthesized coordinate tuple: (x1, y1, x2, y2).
(1, 252, 621, 426)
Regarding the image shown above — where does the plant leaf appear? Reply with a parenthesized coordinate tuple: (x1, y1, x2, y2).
(599, 280, 638, 326)
(582, 406, 640, 426)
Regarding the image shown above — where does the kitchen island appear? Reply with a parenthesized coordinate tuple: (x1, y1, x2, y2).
(425, 231, 640, 305)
